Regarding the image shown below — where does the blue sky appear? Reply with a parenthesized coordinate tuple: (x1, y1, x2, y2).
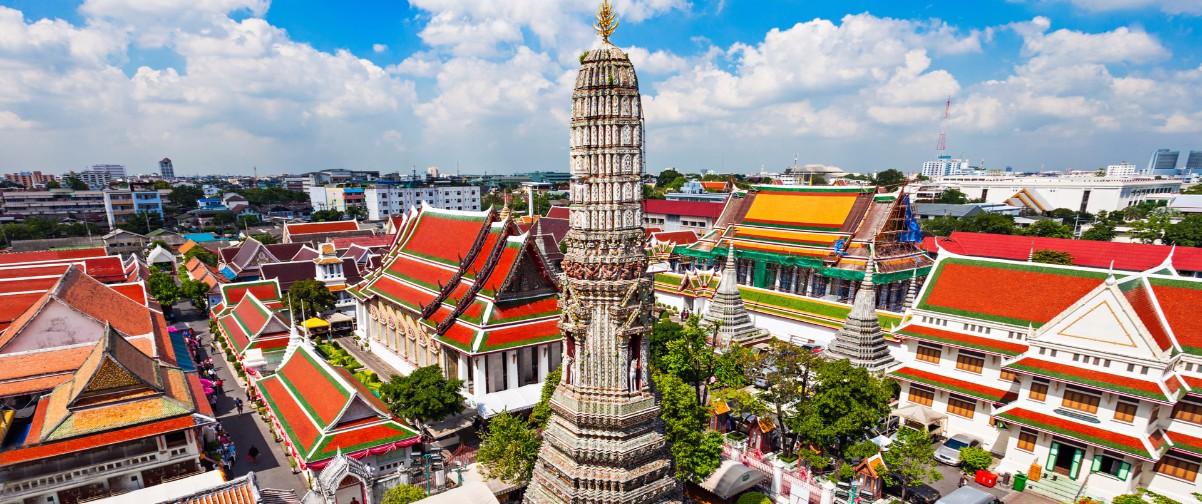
(0, 0, 1200, 176)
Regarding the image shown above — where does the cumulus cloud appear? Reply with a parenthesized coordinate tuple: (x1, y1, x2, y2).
(1049, 0, 1202, 15)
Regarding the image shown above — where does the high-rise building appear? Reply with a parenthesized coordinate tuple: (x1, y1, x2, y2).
(1185, 150, 1202, 174)
(90, 164, 126, 179)
(1146, 148, 1180, 175)
(525, 3, 679, 502)
(159, 157, 175, 178)
(921, 155, 973, 179)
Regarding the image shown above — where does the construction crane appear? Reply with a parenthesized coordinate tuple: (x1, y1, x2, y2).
(935, 96, 951, 153)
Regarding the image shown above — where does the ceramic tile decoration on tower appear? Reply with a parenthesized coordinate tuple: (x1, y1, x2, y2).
(523, 2, 681, 502)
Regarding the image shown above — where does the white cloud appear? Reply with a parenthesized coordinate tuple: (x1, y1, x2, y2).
(373, 43, 388, 54)
(1054, 0, 1202, 15)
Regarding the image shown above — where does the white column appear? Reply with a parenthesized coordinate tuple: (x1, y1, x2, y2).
(506, 350, 519, 390)
(537, 344, 549, 382)
(771, 459, 785, 498)
(458, 352, 469, 382)
(473, 356, 487, 398)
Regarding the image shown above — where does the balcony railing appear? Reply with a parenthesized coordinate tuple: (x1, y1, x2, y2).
(1, 444, 193, 498)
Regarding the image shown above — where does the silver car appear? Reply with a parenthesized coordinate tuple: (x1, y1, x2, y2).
(933, 434, 981, 466)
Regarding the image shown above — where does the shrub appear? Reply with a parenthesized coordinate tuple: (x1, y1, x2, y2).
(959, 446, 993, 474)
(380, 484, 426, 504)
(736, 492, 772, 504)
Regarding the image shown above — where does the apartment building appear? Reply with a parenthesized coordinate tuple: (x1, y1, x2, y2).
(3, 171, 57, 189)
(103, 187, 166, 228)
(0, 189, 108, 222)
(310, 184, 480, 220)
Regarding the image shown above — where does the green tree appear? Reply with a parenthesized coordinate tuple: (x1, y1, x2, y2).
(649, 315, 684, 371)
(657, 371, 724, 482)
(147, 269, 180, 308)
(285, 278, 337, 315)
(959, 446, 993, 474)
(168, 185, 204, 209)
(751, 340, 821, 457)
(881, 427, 942, 500)
(179, 277, 210, 311)
(811, 174, 828, 186)
(1164, 215, 1202, 247)
(379, 365, 464, 425)
(920, 216, 959, 237)
(477, 411, 542, 484)
(238, 187, 309, 206)
(657, 168, 684, 188)
(345, 205, 367, 220)
(250, 232, 278, 244)
(792, 359, 891, 456)
(45, 179, 61, 189)
(1031, 249, 1074, 265)
(118, 211, 163, 235)
(528, 367, 561, 429)
(658, 316, 747, 406)
(735, 492, 772, 504)
(184, 245, 219, 267)
(311, 209, 345, 222)
(1021, 219, 1074, 238)
(63, 176, 88, 190)
(1184, 185, 1202, 195)
(1080, 222, 1116, 241)
(1131, 208, 1172, 244)
(936, 188, 968, 204)
(958, 212, 1017, 235)
(873, 169, 906, 190)
(380, 483, 426, 504)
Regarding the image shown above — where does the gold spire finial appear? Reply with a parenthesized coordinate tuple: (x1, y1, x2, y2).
(595, 0, 619, 43)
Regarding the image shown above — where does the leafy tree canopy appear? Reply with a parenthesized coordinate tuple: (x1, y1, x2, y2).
(379, 365, 464, 424)
(311, 209, 345, 222)
(873, 169, 906, 190)
(1164, 215, 1202, 247)
(881, 427, 942, 500)
(168, 185, 204, 209)
(1080, 222, 1116, 242)
(791, 359, 891, 455)
(657, 371, 724, 482)
(63, 176, 88, 190)
(380, 484, 426, 504)
(528, 366, 561, 429)
(285, 278, 337, 316)
(936, 188, 968, 204)
(1020, 219, 1073, 239)
(477, 411, 542, 484)
(959, 446, 993, 474)
(147, 269, 179, 307)
(1031, 249, 1073, 265)
(184, 245, 219, 267)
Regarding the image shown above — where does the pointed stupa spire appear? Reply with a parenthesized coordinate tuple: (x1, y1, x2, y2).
(594, 0, 619, 43)
(904, 268, 919, 308)
(702, 244, 766, 347)
(826, 244, 895, 372)
(499, 192, 513, 221)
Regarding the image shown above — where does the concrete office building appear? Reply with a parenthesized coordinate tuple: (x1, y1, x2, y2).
(939, 176, 1181, 214)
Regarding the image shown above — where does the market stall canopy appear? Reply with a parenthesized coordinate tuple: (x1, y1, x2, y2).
(892, 403, 946, 435)
(699, 460, 769, 500)
(302, 317, 329, 329)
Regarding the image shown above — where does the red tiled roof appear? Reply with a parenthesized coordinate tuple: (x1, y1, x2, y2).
(0, 276, 59, 294)
(55, 268, 154, 335)
(276, 349, 350, 426)
(924, 232, 1202, 272)
(643, 199, 723, 219)
(0, 247, 107, 265)
(286, 220, 360, 235)
(480, 319, 561, 352)
(178, 475, 258, 504)
(81, 256, 127, 282)
(221, 280, 282, 306)
(546, 206, 570, 219)
(1168, 430, 1202, 457)
(895, 324, 1027, 356)
(997, 407, 1153, 459)
(1149, 277, 1202, 356)
(332, 234, 395, 250)
(919, 257, 1107, 327)
(651, 230, 700, 245)
(401, 211, 490, 266)
(0, 414, 197, 466)
(110, 282, 149, 305)
(891, 366, 1016, 403)
(1121, 281, 1174, 352)
(489, 297, 559, 324)
(1006, 357, 1175, 402)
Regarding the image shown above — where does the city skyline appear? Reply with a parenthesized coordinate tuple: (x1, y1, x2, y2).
(1, 0, 1201, 176)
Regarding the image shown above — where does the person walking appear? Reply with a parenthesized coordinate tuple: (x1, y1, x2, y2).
(235, 397, 244, 414)
(248, 445, 260, 465)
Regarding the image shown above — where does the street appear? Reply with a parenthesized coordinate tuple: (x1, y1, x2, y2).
(176, 302, 309, 495)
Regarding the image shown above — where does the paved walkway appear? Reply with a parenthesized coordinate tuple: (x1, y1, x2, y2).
(177, 303, 308, 495)
(333, 335, 403, 380)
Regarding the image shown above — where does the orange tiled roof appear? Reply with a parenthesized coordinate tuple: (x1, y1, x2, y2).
(918, 257, 1108, 327)
(0, 247, 107, 265)
(286, 220, 360, 235)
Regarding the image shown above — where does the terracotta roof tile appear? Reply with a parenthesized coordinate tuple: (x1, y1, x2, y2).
(895, 324, 1027, 356)
(892, 366, 1016, 403)
(918, 257, 1107, 327)
(286, 220, 360, 235)
(0, 247, 107, 265)
(924, 232, 1202, 272)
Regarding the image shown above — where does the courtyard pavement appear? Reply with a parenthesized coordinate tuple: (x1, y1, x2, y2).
(177, 302, 309, 495)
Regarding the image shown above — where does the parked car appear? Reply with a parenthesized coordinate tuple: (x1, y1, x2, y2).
(935, 486, 1000, 504)
(933, 434, 982, 465)
(884, 481, 941, 504)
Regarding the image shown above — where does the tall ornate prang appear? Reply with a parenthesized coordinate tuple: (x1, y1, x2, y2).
(826, 246, 897, 372)
(524, 3, 680, 503)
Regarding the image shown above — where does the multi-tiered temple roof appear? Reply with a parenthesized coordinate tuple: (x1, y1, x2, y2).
(352, 206, 561, 354)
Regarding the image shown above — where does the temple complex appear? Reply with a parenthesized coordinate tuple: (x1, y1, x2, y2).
(524, 2, 680, 502)
(675, 185, 930, 311)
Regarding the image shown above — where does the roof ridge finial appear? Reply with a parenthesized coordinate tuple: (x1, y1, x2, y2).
(595, 0, 619, 43)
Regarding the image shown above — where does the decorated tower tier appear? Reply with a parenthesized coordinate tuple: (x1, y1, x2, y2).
(523, 2, 680, 503)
